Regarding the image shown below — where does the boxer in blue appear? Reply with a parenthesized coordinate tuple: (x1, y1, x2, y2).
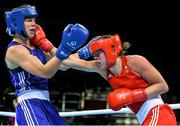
(4, 5, 89, 125)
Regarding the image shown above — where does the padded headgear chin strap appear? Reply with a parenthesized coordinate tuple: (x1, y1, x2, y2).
(5, 5, 38, 38)
(89, 34, 123, 67)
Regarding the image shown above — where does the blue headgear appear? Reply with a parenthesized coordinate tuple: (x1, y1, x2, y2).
(5, 5, 38, 38)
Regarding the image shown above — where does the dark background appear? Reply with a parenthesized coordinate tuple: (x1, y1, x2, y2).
(0, 1, 180, 104)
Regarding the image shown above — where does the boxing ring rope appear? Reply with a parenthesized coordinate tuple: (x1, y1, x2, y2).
(0, 103, 180, 118)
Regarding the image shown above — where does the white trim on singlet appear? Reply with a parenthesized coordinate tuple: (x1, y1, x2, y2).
(149, 105, 160, 126)
(9, 71, 17, 86)
(17, 89, 50, 103)
(18, 72, 24, 88)
(136, 95, 164, 124)
(26, 72, 31, 85)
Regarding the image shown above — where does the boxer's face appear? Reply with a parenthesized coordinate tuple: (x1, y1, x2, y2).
(24, 17, 36, 39)
(109, 56, 122, 75)
(95, 52, 108, 70)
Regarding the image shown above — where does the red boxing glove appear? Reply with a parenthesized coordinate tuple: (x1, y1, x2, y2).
(108, 88, 147, 111)
(30, 24, 54, 52)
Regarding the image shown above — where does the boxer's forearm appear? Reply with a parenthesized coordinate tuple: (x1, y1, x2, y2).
(62, 54, 98, 73)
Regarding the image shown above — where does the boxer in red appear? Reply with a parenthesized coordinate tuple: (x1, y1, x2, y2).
(70, 34, 177, 125)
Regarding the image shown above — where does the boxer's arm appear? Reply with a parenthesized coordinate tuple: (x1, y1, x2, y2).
(45, 47, 94, 72)
(6, 45, 62, 78)
(64, 53, 108, 80)
(127, 55, 169, 99)
(6, 23, 89, 78)
(63, 53, 100, 73)
(44, 47, 72, 71)
(47, 47, 106, 76)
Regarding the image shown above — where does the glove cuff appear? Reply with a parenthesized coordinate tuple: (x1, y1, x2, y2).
(56, 46, 71, 61)
(133, 88, 147, 102)
(40, 39, 54, 52)
(77, 46, 91, 59)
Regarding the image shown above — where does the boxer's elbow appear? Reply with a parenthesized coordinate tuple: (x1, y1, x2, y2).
(164, 84, 169, 93)
(45, 74, 53, 79)
(42, 72, 54, 79)
(162, 82, 169, 93)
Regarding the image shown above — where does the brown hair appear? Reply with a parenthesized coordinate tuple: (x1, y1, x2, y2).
(119, 41, 131, 56)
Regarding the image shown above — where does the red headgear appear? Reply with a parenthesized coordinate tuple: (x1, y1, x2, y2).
(89, 34, 123, 67)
